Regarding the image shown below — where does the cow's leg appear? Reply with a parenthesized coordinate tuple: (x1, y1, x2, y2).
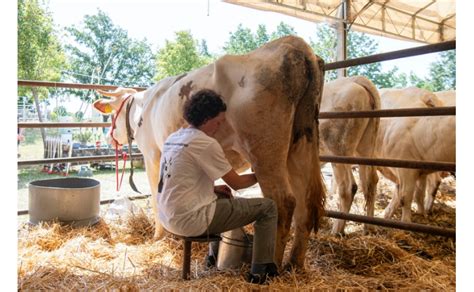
(331, 163, 357, 234)
(285, 140, 325, 269)
(358, 165, 378, 232)
(384, 184, 401, 219)
(143, 151, 165, 239)
(414, 175, 427, 216)
(424, 173, 442, 214)
(399, 179, 417, 222)
(384, 171, 417, 222)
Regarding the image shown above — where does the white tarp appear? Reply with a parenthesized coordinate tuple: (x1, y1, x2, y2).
(223, 0, 456, 44)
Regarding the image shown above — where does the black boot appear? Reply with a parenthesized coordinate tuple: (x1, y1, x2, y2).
(204, 254, 217, 268)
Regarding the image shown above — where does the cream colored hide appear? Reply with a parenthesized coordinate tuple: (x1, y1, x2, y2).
(319, 76, 380, 234)
(93, 36, 326, 269)
(415, 90, 456, 214)
(376, 87, 455, 222)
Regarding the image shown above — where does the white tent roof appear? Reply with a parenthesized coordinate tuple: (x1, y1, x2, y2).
(223, 0, 456, 44)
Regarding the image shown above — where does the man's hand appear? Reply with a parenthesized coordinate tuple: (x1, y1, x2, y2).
(214, 185, 232, 199)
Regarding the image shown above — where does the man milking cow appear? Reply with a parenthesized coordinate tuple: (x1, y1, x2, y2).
(157, 89, 279, 284)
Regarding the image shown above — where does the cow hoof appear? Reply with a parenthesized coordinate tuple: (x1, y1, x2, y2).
(331, 230, 346, 237)
(363, 225, 379, 235)
(282, 262, 305, 273)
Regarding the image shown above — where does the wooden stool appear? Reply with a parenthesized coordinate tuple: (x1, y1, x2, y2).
(176, 234, 222, 280)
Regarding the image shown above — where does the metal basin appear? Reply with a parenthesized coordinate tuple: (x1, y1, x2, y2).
(28, 178, 100, 227)
(217, 228, 253, 270)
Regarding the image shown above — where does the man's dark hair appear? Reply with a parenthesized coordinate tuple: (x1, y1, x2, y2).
(183, 89, 227, 127)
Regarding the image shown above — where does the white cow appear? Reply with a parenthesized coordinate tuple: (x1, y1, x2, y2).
(415, 90, 456, 213)
(319, 76, 380, 234)
(93, 36, 326, 269)
(376, 87, 455, 222)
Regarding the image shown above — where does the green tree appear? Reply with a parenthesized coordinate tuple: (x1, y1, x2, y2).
(271, 22, 297, 40)
(155, 31, 208, 80)
(198, 39, 216, 64)
(65, 9, 155, 105)
(18, 0, 67, 147)
(310, 23, 407, 88)
(427, 50, 456, 91)
(310, 24, 338, 80)
(407, 72, 433, 90)
(223, 24, 258, 55)
(255, 24, 270, 47)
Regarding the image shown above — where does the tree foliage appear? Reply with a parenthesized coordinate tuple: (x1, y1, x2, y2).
(310, 23, 407, 88)
(18, 0, 66, 99)
(271, 22, 297, 40)
(223, 24, 258, 55)
(65, 9, 155, 102)
(155, 31, 210, 81)
(223, 22, 298, 55)
(427, 50, 456, 91)
(18, 0, 67, 146)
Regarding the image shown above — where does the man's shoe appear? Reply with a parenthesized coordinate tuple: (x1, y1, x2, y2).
(204, 254, 217, 268)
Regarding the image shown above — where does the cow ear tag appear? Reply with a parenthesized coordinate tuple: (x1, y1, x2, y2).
(93, 100, 114, 115)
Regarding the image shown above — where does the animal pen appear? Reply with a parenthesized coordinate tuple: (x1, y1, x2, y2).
(17, 38, 456, 289)
(16, 2, 457, 290)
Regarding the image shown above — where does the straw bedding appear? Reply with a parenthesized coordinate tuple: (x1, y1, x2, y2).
(18, 176, 455, 290)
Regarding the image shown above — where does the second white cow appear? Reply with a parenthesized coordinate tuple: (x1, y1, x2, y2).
(376, 87, 455, 222)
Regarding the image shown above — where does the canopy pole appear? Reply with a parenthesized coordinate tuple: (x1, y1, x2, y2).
(336, 0, 350, 78)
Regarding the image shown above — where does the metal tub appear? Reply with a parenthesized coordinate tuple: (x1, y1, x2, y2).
(28, 178, 100, 227)
(217, 228, 253, 270)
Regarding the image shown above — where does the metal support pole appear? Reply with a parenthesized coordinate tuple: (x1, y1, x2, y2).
(335, 0, 350, 78)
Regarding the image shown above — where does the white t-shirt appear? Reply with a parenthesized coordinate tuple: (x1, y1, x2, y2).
(157, 127, 232, 236)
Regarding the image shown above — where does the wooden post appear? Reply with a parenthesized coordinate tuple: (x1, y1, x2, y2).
(183, 240, 192, 280)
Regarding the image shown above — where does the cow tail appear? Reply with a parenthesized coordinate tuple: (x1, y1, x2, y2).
(350, 76, 381, 210)
(288, 52, 326, 234)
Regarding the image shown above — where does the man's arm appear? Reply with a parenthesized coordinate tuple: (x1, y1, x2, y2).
(221, 169, 257, 190)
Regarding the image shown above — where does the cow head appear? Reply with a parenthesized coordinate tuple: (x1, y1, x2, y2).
(93, 87, 138, 148)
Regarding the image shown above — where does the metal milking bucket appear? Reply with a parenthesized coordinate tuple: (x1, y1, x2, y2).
(217, 228, 253, 270)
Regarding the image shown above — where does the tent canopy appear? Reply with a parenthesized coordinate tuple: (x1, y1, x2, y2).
(223, 0, 456, 44)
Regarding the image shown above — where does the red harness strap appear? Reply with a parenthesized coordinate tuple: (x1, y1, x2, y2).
(109, 95, 131, 192)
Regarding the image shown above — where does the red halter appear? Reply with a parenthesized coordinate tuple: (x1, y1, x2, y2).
(109, 95, 131, 192)
(110, 95, 131, 147)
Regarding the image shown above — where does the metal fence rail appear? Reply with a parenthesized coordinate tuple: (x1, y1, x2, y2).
(18, 80, 146, 91)
(18, 154, 454, 172)
(319, 106, 455, 119)
(18, 122, 111, 128)
(324, 40, 455, 71)
(17, 106, 456, 130)
(325, 210, 455, 238)
(18, 154, 144, 167)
